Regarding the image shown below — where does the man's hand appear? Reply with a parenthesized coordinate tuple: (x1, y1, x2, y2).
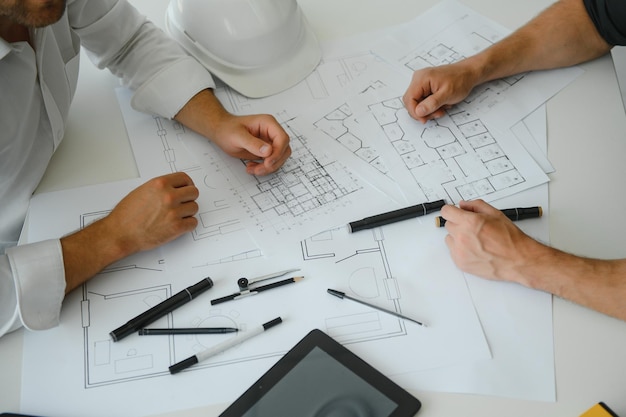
(61, 172, 199, 293)
(402, 62, 479, 124)
(175, 89, 291, 176)
(103, 172, 199, 254)
(208, 112, 291, 176)
(439, 199, 535, 282)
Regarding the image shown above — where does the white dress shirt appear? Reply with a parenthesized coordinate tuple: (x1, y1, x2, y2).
(0, 0, 215, 336)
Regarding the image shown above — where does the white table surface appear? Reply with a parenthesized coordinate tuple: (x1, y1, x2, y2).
(3, 0, 626, 416)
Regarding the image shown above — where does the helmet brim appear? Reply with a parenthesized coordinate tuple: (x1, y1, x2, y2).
(165, 9, 322, 99)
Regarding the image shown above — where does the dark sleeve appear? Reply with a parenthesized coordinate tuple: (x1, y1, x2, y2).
(583, 0, 626, 46)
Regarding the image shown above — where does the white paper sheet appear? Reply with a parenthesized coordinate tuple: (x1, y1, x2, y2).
(372, 0, 583, 131)
(18, 0, 563, 413)
(20, 181, 490, 417)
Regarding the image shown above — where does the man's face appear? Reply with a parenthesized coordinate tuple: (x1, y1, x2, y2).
(0, 0, 67, 28)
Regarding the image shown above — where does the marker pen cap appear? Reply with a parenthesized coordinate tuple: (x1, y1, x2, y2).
(169, 356, 199, 374)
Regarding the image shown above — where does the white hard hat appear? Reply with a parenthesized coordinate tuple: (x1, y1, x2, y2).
(165, 0, 322, 98)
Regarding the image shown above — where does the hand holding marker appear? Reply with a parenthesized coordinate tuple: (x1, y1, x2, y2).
(435, 206, 543, 227)
(348, 199, 542, 230)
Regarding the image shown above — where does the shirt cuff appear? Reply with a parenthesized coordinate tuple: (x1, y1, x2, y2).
(131, 57, 216, 119)
(6, 239, 66, 331)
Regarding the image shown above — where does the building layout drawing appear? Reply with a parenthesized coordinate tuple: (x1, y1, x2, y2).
(396, 32, 527, 122)
(20, 4, 562, 414)
(300, 227, 408, 343)
(79, 263, 282, 388)
(222, 117, 362, 236)
(350, 88, 549, 204)
(74, 213, 487, 389)
(21, 159, 491, 417)
(313, 97, 389, 177)
(292, 72, 546, 208)
(181, 108, 401, 244)
(373, 0, 582, 131)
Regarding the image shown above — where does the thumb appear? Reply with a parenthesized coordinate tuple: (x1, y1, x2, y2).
(236, 130, 273, 160)
(414, 93, 445, 118)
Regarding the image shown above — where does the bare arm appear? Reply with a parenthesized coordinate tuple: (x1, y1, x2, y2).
(60, 90, 291, 293)
(174, 89, 291, 176)
(473, 0, 610, 79)
(442, 200, 626, 321)
(60, 172, 199, 293)
(404, 0, 612, 122)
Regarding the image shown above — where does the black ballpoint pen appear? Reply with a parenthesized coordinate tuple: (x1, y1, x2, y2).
(169, 317, 283, 374)
(348, 199, 446, 233)
(138, 327, 239, 335)
(110, 277, 214, 342)
(327, 288, 426, 327)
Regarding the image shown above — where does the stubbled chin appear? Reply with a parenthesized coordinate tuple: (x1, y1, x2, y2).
(27, 0, 67, 28)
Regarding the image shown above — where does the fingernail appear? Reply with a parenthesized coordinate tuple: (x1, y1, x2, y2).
(260, 145, 270, 155)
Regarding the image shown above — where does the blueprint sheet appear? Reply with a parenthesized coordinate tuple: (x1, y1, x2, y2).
(20, 178, 489, 417)
(373, 0, 582, 132)
(19, 1, 564, 414)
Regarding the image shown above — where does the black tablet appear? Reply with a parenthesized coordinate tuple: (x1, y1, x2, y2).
(220, 329, 421, 417)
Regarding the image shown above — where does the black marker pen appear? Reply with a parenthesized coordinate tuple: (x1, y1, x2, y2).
(435, 206, 542, 227)
(348, 199, 445, 233)
(110, 277, 213, 342)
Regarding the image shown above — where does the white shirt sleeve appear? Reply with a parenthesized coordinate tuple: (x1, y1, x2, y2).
(0, 0, 216, 338)
(0, 240, 66, 338)
(70, 0, 216, 118)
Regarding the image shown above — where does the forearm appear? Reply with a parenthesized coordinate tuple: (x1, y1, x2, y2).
(60, 173, 199, 294)
(507, 241, 626, 321)
(174, 89, 229, 140)
(60, 217, 131, 294)
(174, 89, 292, 175)
(470, 0, 611, 84)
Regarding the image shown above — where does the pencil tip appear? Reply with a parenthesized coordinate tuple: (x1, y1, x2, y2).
(294, 276, 304, 281)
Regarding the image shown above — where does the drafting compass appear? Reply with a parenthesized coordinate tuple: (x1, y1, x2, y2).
(210, 268, 303, 305)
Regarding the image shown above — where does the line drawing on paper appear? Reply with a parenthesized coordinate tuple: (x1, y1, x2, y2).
(366, 95, 527, 203)
(313, 100, 389, 177)
(301, 227, 408, 343)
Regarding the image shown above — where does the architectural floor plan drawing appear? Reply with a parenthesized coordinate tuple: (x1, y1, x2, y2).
(345, 85, 549, 204)
(81, 269, 171, 388)
(301, 227, 412, 344)
(19, 2, 568, 414)
(22, 176, 490, 417)
(311, 80, 391, 178)
(288, 219, 492, 372)
(182, 109, 402, 247)
(291, 71, 547, 207)
(373, 0, 582, 131)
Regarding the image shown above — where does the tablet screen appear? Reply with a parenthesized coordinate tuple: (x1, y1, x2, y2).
(221, 329, 421, 417)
